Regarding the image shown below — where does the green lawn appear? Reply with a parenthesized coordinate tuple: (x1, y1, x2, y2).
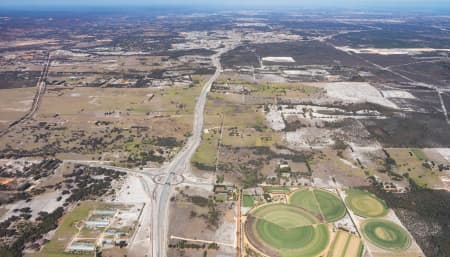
(242, 195, 255, 208)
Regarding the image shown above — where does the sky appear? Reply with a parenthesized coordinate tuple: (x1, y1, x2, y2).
(0, 0, 449, 10)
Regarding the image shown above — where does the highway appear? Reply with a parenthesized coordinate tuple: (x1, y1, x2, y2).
(66, 45, 233, 256)
(152, 46, 229, 257)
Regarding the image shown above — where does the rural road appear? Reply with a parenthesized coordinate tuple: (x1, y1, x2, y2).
(0, 52, 51, 137)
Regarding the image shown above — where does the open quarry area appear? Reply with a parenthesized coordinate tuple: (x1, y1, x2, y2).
(0, 6, 449, 257)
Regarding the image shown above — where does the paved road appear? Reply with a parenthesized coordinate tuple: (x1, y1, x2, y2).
(153, 46, 229, 257)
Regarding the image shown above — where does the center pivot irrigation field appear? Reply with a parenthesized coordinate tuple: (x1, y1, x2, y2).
(361, 219, 411, 251)
(289, 189, 346, 222)
(345, 189, 388, 218)
(246, 204, 330, 257)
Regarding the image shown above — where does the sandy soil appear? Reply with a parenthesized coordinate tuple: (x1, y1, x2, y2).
(114, 175, 153, 257)
(262, 56, 295, 63)
(335, 46, 450, 55)
(381, 90, 416, 99)
(433, 148, 450, 162)
(265, 107, 285, 131)
(313, 82, 398, 109)
(1, 190, 67, 221)
(285, 128, 335, 148)
(214, 203, 237, 246)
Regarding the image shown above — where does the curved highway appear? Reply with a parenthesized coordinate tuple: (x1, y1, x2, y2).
(153, 46, 230, 257)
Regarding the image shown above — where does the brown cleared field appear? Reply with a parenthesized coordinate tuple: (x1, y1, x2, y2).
(310, 149, 368, 187)
(192, 90, 282, 174)
(0, 87, 36, 130)
(328, 230, 362, 257)
(0, 39, 59, 49)
(204, 92, 282, 148)
(0, 80, 206, 167)
(215, 73, 325, 103)
(49, 55, 165, 73)
(346, 234, 363, 257)
(328, 230, 349, 257)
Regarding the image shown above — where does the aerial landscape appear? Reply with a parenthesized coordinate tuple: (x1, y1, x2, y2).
(0, 0, 449, 257)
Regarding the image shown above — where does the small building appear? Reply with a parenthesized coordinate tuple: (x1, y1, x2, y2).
(214, 185, 227, 194)
(93, 210, 116, 216)
(104, 229, 127, 236)
(85, 218, 111, 229)
(242, 187, 264, 196)
(66, 242, 96, 253)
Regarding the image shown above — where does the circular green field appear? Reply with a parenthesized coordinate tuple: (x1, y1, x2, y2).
(314, 190, 346, 222)
(246, 204, 330, 257)
(361, 219, 411, 251)
(289, 189, 321, 216)
(289, 189, 346, 222)
(251, 203, 319, 228)
(345, 189, 388, 218)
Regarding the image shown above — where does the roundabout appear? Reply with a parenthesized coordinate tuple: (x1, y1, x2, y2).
(361, 219, 411, 251)
(152, 173, 184, 185)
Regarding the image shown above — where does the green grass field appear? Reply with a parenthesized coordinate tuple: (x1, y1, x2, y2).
(314, 190, 346, 222)
(256, 220, 318, 249)
(345, 189, 388, 218)
(243, 195, 255, 208)
(289, 189, 346, 222)
(289, 189, 321, 216)
(191, 132, 219, 168)
(248, 203, 330, 257)
(251, 204, 319, 228)
(361, 219, 411, 251)
(250, 220, 330, 257)
(279, 224, 329, 257)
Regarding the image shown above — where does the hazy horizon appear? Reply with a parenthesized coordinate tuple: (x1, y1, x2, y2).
(1, 0, 450, 10)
